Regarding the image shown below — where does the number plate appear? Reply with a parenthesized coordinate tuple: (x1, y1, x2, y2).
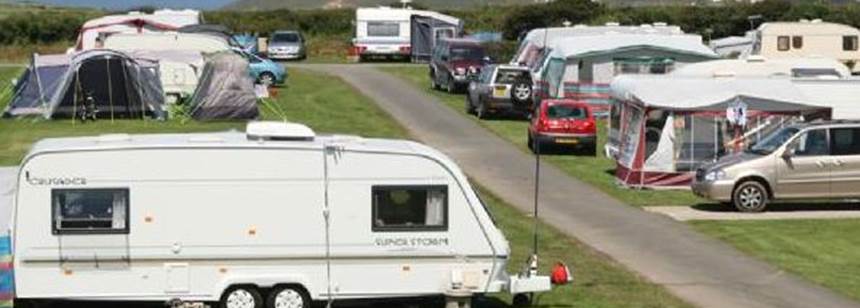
(555, 138, 578, 144)
(493, 88, 507, 97)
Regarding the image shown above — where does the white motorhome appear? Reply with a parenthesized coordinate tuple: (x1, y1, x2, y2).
(10, 122, 550, 307)
(353, 7, 462, 61)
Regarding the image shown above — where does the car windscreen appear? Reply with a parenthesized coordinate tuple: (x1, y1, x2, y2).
(272, 33, 300, 43)
(748, 126, 799, 155)
(495, 69, 530, 84)
(547, 104, 587, 119)
(450, 47, 484, 61)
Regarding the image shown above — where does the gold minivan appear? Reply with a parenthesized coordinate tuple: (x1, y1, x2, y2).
(692, 121, 860, 212)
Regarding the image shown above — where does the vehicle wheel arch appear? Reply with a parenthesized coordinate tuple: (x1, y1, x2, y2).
(214, 275, 316, 302)
(734, 175, 773, 199)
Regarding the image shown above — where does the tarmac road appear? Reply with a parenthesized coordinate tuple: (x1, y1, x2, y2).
(299, 63, 860, 308)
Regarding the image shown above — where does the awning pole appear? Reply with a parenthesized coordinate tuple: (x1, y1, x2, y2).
(106, 58, 115, 123)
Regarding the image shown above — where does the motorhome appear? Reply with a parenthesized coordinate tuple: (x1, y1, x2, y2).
(10, 122, 551, 307)
(748, 20, 860, 74)
(353, 7, 462, 61)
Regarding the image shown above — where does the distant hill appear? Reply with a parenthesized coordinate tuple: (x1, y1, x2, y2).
(222, 0, 537, 10)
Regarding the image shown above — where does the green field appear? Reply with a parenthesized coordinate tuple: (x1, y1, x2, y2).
(381, 66, 703, 207)
(693, 219, 860, 301)
(0, 65, 690, 307)
(0, 67, 405, 165)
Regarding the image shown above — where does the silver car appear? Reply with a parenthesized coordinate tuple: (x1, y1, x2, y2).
(693, 120, 860, 212)
(267, 30, 306, 60)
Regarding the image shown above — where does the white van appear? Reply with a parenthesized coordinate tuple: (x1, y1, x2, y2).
(11, 122, 551, 307)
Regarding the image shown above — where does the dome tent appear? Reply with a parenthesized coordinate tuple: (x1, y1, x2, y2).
(187, 52, 259, 121)
(4, 50, 164, 120)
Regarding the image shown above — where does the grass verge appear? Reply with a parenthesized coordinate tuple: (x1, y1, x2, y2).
(692, 219, 860, 301)
(0, 65, 690, 307)
(380, 66, 703, 207)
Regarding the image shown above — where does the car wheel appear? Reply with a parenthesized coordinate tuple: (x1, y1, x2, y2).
(220, 286, 263, 308)
(258, 72, 276, 86)
(527, 134, 535, 152)
(267, 285, 310, 308)
(465, 95, 476, 114)
(733, 181, 769, 213)
(476, 101, 489, 119)
(447, 76, 456, 93)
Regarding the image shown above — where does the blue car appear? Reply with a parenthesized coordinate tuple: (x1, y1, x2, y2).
(239, 50, 287, 86)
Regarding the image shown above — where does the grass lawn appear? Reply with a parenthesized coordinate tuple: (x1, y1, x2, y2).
(0, 67, 406, 165)
(0, 65, 690, 307)
(380, 66, 703, 207)
(692, 219, 860, 301)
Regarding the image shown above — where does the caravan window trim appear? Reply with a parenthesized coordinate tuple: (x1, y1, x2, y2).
(371, 185, 449, 232)
(51, 188, 130, 235)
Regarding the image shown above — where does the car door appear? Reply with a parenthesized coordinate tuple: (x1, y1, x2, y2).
(775, 128, 831, 199)
(478, 68, 493, 103)
(828, 127, 860, 198)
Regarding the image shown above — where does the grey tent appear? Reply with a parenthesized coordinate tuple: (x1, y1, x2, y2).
(188, 52, 259, 120)
(410, 13, 463, 62)
(4, 50, 164, 119)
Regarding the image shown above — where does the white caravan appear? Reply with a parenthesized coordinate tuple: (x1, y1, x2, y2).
(11, 122, 551, 307)
(76, 9, 200, 51)
(353, 7, 461, 60)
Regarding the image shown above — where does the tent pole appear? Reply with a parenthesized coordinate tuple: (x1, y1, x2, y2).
(31, 53, 49, 114)
(107, 58, 115, 123)
(72, 73, 80, 125)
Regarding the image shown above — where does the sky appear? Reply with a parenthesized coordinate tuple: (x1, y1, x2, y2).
(19, 0, 234, 10)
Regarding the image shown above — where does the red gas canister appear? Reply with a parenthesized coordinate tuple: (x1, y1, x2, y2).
(550, 262, 572, 285)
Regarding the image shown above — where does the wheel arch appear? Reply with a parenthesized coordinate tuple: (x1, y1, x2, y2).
(215, 274, 316, 301)
(734, 175, 773, 199)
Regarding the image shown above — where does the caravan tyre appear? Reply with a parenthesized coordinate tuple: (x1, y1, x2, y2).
(267, 286, 310, 308)
(221, 286, 263, 308)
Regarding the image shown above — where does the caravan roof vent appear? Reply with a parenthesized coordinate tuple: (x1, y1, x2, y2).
(653, 22, 668, 27)
(605, 22, 620, 27)
(246, 121, 315, 141)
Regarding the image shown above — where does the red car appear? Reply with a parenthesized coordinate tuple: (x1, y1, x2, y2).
(528, 100, 596, 155)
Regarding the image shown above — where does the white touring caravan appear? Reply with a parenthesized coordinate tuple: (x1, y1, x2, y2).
(10, 122, 551, 307)
(352, 7, 462, 61)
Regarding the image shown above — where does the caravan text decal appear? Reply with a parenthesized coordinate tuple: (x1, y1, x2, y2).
(375, 237, 450, 247)
(25, 171, 87, 186)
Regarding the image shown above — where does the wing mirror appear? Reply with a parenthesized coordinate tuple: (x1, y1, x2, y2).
(781, 147, 795, 159)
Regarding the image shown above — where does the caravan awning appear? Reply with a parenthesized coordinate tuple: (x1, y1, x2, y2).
(610, 75, 826, 112)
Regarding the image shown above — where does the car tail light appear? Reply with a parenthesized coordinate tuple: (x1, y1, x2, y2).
(539, 118, 550, 130)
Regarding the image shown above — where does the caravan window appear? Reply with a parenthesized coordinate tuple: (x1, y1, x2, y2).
(367, 22, 400, 37)
(777, 36, 790, 51)
(372, 186, 447, 232)
(52, 188, 129, 235)
(844, 36, 858, 51)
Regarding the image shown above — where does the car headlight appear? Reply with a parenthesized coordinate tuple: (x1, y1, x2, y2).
(704, 170, 727, 182)
(455, 67, 466, 75)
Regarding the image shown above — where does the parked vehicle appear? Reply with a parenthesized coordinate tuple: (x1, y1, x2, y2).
(748, 20, 860, 74)
(267, 30, 306, 60)
(353, 7, 461, 61)
(242, 50, 287, 85)
(430, 39, 486, 93)
(10, 122, 553, 307)
(693, 120, 860, 212)
(527, 100, 596, 155)
(465, 65, 534, 119)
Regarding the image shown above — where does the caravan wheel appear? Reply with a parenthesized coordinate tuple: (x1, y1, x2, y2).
(221, 286, 263, 308)
(267, 286, 310, 308)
